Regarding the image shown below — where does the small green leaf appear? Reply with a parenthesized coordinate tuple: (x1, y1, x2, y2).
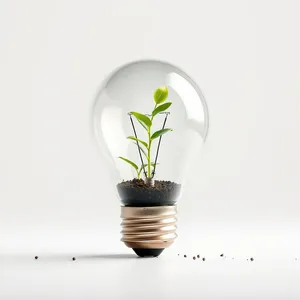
(134, 142, 147, 158)
(137, 119, 148, 131)
(119, 157, 138, 170)
(130, 112, 152, 128)
(152, 102, 172, 117)
(151, 128, 172, 140)
(127, 136, 148, 148)
(154, 86, 168, 104)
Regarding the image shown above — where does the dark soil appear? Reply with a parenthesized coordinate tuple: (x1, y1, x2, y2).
(117, 178, 181, 206)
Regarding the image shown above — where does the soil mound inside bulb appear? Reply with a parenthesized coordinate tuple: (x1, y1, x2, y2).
(117, 178, 181, 206)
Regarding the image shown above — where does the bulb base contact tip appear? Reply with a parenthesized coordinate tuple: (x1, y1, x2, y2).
(121, 205, 177, 257)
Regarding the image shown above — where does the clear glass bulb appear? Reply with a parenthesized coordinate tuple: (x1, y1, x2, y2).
(92, 60, 209, 257)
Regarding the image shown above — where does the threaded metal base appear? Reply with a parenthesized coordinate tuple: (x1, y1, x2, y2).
(121, 205, 177, 249)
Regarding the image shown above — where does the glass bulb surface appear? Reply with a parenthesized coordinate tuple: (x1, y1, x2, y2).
(93, 60, 209, 206)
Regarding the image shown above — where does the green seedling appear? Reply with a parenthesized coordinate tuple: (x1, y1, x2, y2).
(119, 85, 172, 180)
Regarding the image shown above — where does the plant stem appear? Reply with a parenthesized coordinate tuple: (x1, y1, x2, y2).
(147, 104, 157, 178)
(147, 132, 151, 177)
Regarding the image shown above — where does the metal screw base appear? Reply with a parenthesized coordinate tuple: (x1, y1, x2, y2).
(121, 205, 177, 249)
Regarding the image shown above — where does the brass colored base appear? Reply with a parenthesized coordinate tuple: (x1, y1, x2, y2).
(121, 205, 177, 250)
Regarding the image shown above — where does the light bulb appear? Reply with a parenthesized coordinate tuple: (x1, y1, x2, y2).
(93, 60, 209, 257)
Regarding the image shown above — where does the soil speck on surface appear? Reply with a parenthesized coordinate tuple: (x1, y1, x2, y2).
(34, 256, 38, 260)
(184, 255, 187, 258)
(72, 257, 76, 261)
(202, 257, 206, 261)
(250, 257, 254, 261)
(193, 256, 196, 260)
(220, 254, 224, 257)
(197, 255, 200, 258)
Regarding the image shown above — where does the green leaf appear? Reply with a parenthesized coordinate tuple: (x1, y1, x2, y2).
(137, 119, 148, 131)
(130, 112, 152, 128)
(119, 157, 138, 170)
(127, 136, 148, 148)
(134, 142, 147, 158)
(154, 86, 168, 104)
(151, 128, 172, 140)
(152, 102, 172, 117)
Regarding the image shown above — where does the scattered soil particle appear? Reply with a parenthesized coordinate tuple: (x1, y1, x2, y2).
(220, 254, 224, 257)
(72, 257, 76, 261)
(117, 179, 181, 206)
(202, 257, 206, 261)
(184, 255, 187, 258)
(193, 256, 196, 260)
(34, 256, 38, 260)
(197, 255, 200, 259)
(250, 257, 254, 261)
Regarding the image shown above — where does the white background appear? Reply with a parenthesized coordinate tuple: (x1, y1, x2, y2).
(1, 0, 300, 299)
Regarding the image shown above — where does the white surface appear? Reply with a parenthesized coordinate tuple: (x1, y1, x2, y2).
(1, 252, 300, 299)
(1, 0, 300, 298)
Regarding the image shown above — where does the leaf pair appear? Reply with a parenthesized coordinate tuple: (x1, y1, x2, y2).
(119, 156, 157, 179)
(131, 105, 171, 129)
(127, 129, 172, 146)
(119, 156, 157, 171)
